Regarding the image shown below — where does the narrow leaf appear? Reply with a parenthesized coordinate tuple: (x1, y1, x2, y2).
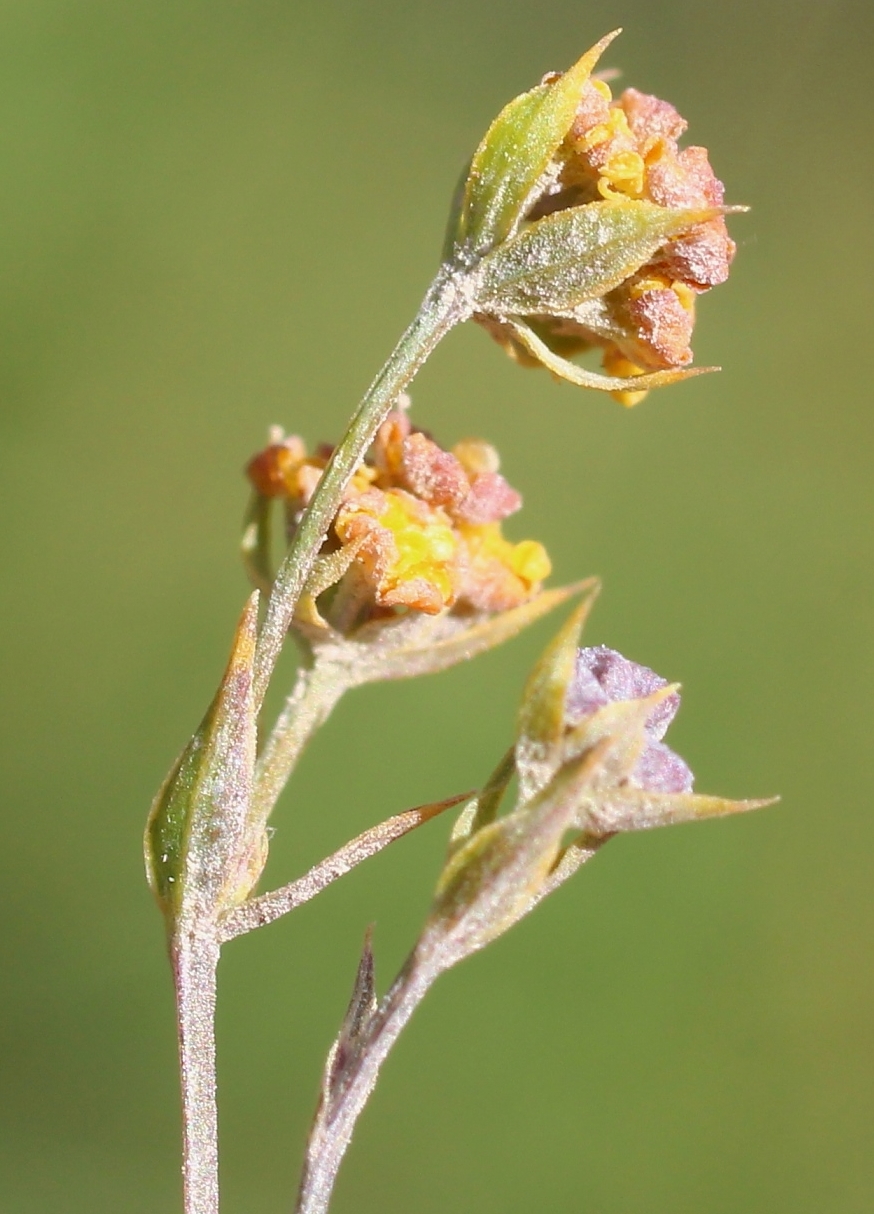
(325, 928, 378, 1097)
(219, 791, 469, 940)
(573, 789, 779, 835)
(241, 492, 274, 595)
(448, 747, 516, 856)
(518, 594, 598, 750)
(451, 31, 621, 260)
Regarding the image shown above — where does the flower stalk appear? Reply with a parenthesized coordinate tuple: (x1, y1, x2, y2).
(252, 270, 472, 708)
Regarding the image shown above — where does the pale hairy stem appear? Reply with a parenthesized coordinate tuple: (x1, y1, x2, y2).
(295, 960, 436, 1214)
(172, 930, 221, 1214)
(219, 797, 465, 942)
(252, 660, 352, 830)
(252, 268, 472, 709)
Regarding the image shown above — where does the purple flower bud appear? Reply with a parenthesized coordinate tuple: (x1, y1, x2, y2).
(566, 646, 693, 794)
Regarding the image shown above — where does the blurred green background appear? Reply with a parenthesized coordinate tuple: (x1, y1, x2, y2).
(1, 1, 872, 1210)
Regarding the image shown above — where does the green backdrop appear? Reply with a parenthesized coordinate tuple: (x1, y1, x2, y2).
(1, 1, 872, 1210)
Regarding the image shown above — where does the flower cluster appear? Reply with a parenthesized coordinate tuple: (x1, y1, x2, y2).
(535, 81, 730, 400)
(466, 37, 738, 405)
(246, 408, 551, 626)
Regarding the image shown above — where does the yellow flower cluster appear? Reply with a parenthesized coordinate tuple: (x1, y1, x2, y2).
(246, 411, 551, 622)
(494, 74, 735, 406)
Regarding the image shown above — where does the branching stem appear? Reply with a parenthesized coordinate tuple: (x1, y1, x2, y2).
(167, 268, 471, 1214)
(295, 960, 436, 1214)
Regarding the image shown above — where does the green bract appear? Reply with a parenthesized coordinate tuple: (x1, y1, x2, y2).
(446, 31, 620, 264)
(476, 201, 720, 314)
(144, 594, 263, 924)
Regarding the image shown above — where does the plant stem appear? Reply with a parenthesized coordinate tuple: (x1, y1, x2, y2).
(252, 268, 471, 708)
(172, 930, 221, 1214)
(295, 959, 435, 1214)
(251, 660, 351, 830)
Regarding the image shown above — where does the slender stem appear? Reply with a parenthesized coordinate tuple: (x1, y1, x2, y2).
(252, 660, 351, 828)
(252, 268, 471, 709)
(295, 960, 435, 1214)
(172, 930, 221, 1214)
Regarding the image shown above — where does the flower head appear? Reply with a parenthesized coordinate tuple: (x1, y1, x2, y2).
(445, 31, 742, 404)
(417, 605, 772, 975)
(245, 409, 551, 631)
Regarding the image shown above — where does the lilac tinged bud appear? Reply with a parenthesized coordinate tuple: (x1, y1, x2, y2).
(566, 646, 693, 793)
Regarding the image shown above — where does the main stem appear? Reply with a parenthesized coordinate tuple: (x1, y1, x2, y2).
(173, 930, 221, 1214)
(252, 268, 471, 708)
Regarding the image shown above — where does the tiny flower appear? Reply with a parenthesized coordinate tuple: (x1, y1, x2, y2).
(245, 434, 307, 498)
(334, 488, 459, 615)
(444, 31, 743, 403)
(458, 522, 552, 613)
(565, 645, 693, 793)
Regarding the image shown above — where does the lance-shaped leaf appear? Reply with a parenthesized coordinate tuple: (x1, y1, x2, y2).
(144, 593, 262, 924)
(241, 492, 274, 595)
(503, 317, 716, 396)
(476, 201, 722, 314)
(449, 31, 620, 262)
(322, 928, 378, 1103)
(571, 788, 778, 836)
(219, 791, 469, 940)
(515, 591, 598, 800)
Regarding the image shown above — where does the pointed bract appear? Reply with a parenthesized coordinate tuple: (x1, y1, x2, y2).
(571, 788, 778, 835)
(477, 202, 721, 314)
(420, 743, 609, 972)
(503, 317, 715, 397)
(447, 747, 515, 857)
(449, 32, 621, 262)
(516, 590, 599, 798)
(144, 594, 262, 925)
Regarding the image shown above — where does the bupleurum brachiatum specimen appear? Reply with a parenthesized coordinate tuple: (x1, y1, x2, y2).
(144, 30, 772, 1214)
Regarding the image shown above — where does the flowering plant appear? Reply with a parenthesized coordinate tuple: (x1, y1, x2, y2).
(144, 30, 771, 1214)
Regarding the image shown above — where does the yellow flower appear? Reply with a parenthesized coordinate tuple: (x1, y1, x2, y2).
(335, 488, 460, 615)
(245, 411, 553, 628)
